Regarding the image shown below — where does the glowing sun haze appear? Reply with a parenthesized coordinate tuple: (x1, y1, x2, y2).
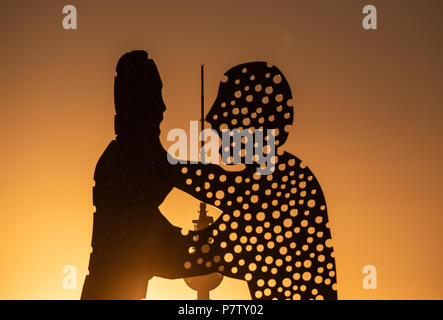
(0, 0, 442, 299)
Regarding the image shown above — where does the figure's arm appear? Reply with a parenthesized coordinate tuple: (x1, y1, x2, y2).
(158, 147, 255, 212)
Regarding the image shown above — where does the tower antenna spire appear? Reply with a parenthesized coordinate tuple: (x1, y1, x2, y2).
(200, 65, 205, 152)
(184, 64, 224, 299)
(195, 64, 210, 226)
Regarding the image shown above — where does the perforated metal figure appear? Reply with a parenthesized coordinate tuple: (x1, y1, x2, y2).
(175, 62, 338, 300)
(82, 52, 337, 300)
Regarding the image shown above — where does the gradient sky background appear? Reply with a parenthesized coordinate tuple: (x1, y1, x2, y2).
(0, 0, 442, 299)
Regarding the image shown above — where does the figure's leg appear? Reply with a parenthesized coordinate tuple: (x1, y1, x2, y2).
(247, 272, 337, 300)
(247, 274, 308, 300)
(150, 224, 219, 279)
(247, 276, 273, 300)
(81, 245, 151, 300)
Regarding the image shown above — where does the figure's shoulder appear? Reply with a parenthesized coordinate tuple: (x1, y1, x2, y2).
(278, 150, 302, 166)
(276, 151, 329, 214)
(277, 151, 323, 187)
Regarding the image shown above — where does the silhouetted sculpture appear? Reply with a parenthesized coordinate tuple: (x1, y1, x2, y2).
(174, 62, 337, 300)
(81, 51, 212, 299)
(81, 51, 337, 300)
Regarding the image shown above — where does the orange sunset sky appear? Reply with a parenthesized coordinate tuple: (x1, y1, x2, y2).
(0, 0, 442, 299)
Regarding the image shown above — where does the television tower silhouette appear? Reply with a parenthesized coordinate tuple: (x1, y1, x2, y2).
(183, 65, 223, 300)
(196, 65, 211, 230)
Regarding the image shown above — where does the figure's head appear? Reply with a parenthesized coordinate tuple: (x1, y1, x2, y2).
(114, 50, 166, 139)
(206, 62, 294, 165)
(207, 62, 293, 143)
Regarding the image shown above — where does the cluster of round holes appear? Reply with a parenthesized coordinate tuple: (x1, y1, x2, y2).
(177, 61, 336, 300)
(179, 151, 337, 300)
(207, 62, 294, 156)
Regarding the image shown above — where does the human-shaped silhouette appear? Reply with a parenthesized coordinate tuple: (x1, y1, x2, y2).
(82, 51, 337, 300)
(81, 51, 215, 299)
(174, 62, 338, 300)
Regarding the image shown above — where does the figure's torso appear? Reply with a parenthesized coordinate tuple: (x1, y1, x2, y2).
(92, 140, 174, 246)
